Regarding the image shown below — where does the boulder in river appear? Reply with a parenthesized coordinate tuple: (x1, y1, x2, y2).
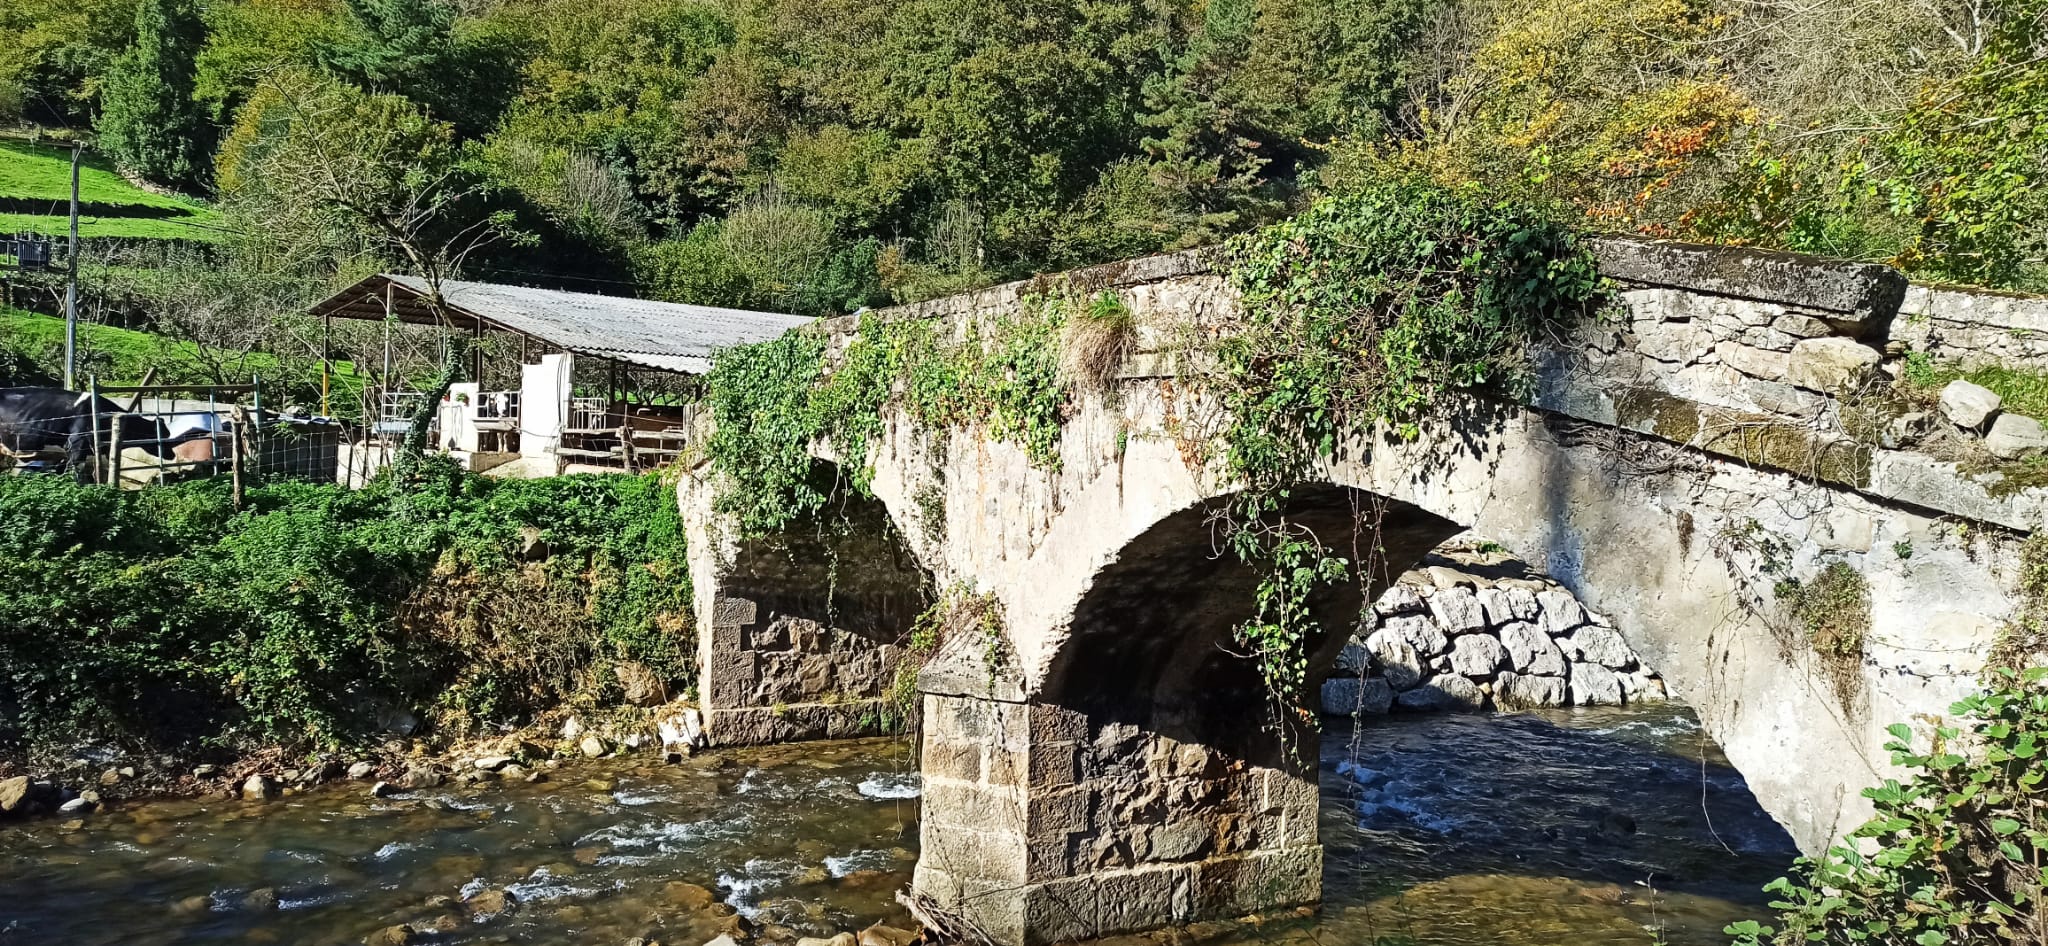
(580, 735, 612, 758)
(347, 762, 376, 780)
(464, 886, 518, 919)
(859, 924, 917, 946)
(363, 924, 416, 946)
(241, 775, 279, 802)
(0, 776, 56, 817)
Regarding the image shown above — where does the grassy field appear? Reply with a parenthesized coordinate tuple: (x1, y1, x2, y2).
(0, 140, 223, 242)
(0, 307, 365, 409)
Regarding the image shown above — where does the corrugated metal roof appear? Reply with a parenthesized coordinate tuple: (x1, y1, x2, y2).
(378, 275, 814, 373)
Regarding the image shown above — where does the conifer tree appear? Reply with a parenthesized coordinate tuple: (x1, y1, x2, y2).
(98, 0, 207, 187)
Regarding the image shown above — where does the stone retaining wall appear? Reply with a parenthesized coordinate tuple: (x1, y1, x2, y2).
(1892, 286, 2048, 370)
(1321, 546, 1666, 717)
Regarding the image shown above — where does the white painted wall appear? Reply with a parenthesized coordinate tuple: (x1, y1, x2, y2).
(520, 353, 573, 461)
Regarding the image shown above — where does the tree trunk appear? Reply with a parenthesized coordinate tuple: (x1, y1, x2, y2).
(395, 333, 469, 476)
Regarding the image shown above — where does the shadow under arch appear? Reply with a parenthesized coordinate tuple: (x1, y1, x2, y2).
(1038, 483, 1465, 765)
(721, 460, 933, 645)
(700, 461, 933, 743)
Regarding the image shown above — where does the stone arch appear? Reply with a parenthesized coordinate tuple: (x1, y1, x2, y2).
(1039, 484, 1464, 761)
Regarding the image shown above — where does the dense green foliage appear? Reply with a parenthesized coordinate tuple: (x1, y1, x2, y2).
(7, 0, 2041, 359)
(1215, 178, 1607, 710)
(1728, 667, 2048, 946)
(96, 0, 207, 186)
(703, 292, 1085, 532)
(0, 463, 691, 760)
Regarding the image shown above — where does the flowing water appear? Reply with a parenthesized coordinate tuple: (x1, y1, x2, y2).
(0, 704, 1793, 946)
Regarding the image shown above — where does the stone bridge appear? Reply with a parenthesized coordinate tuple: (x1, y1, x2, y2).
(677, 238, 2047, 945)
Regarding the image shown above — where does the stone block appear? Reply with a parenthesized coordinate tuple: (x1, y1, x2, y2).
(923, 742, 983, 782)
(1448, 635, 1507, 677)
(922, 822, 1028, 883)
(1098, 864, 1194, 935)
(745, 620, 792, 651)
(1568, 664, 1625, 706)
(1476, 586, 1538, 625)
(1395, 674, 1485, 711)
(1988, 414, 2048, 460)
(1318, 677, 1393, 717)
(1139, 820, 1213, 862)
(1334, 641, 1370, 672)
(1534, 589, 1588, 635)
(1772, 312, 1833, 338)
(1426, 587, 1488, 634)
(1362, 630, 1423, 689)
(1589, 235, 1907, 325)
(1715, 342, 1790, 381)
(1022, 875, 1100, 946)
(1382, 612, 1449, 657)
(1373, 584, 1426, 616)
(1563, 627, 1635, 670)
(1026, 787, 1093, 835)
(1495, 671, 1567, 709)
(1786, 337, 1881, 394)
(1029, 703, 1089, 743)
(1194, 846, 1322, 919)
(1499, 621, 1567, 676)
(1939, 379, 2001, 430)
(926, 782, 1026, 831)
(1026, 741, 1079, 789)
(711, 596, 757, 626)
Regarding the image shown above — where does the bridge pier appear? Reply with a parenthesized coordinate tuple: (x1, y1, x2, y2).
(914, 685, 1322, 945)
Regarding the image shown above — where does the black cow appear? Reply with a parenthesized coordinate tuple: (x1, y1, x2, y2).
(0, 387, 202, 482)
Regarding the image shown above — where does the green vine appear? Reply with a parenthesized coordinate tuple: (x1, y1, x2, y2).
(1212, 177, 1608, 717)
(704, 291, 1091, 534)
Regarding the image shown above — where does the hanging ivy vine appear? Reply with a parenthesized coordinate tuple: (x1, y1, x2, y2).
(1213, 177, 1609, 716)
(703, 291, 1116, 535)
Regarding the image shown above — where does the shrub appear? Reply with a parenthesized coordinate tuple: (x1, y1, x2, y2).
(1728, 667, 2048, 946)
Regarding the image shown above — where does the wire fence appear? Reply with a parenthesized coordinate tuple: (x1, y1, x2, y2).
(1, 381, 345, 502)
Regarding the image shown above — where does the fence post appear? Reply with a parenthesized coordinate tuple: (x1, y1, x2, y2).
(230, 405, 248, 511)
(619, 424, 636, 473)
(87, 377, 101, 485)
(106, 406, 123, 489)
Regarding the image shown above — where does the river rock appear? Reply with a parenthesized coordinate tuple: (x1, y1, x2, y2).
(580, 735, 612, 758)
(1563, 628, 1635, 670)
(370, 781, 398, 798)
(794, 935, 856, 946)
(1319, 677, 1393, 716)
(1477, 586, 1538, 625)
(700, 937, 742, 946)
(1374, 584, 1426, 616)
(241, 775, 279, 802)
(1988, 414, 2048, 460)
(1940, 379, 2002, 430)
(615, 661, 667, 706)
(1569, 664, 1625, 706)
(859, 924, 917, 946)
(473, 756, 515, 772)
(363, 924, 416, 946)
(1448, 635, 1507, 677)
(1495, 672, 1567, 709)
(0, 776, 41, 816)
(58, 796, 94, 815)
(347, 762, 375, 780)
(1362, 630, 1423, 690)
(1621, 671, 1669, 703)
(1426, 587, 1487, 634)
(1534, 589, 1587, 635)
(192, 764, 220, 778)
(1499, 621, 1567, 676)
(657, 708, 708, 750)
(665, 881, 718, 910)
(400, 765, 443, 789)
(464, 887, 518, 918)
(242, 887, 279, 911)
(1335, 641, 1370, 672)
(1382, 613, 1449, 657)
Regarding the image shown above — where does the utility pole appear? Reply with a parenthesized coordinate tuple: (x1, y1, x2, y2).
(62, 141, 80, 391)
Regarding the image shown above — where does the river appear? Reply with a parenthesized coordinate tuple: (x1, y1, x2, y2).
(0, 703, 1793, 946)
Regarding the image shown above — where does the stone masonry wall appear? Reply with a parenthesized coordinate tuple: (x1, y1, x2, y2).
(1892, 286, 2048, 370)
(1320, 545, 1666, 718)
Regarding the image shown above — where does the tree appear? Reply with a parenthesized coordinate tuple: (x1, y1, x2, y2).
(98, 0, 208, 186)
(315, 0, 522, 137)
(219, 70, 528, 465)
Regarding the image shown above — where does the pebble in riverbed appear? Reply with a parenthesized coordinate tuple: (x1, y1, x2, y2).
(1320, 544, 1668, 717)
